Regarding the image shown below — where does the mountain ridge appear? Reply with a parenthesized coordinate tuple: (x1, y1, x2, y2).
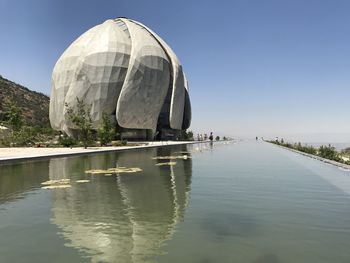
(0, 75, 50, 128)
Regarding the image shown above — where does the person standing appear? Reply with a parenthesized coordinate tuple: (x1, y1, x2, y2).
(209, 132, 213, 142)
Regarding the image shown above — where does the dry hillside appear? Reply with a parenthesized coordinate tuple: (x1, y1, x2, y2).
(0, 75, 50, 128)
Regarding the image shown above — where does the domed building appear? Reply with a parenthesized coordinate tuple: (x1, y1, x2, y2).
(50, 18, 191, 140)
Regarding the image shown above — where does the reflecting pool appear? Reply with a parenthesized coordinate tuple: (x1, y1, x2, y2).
(1, 141, 350, 262)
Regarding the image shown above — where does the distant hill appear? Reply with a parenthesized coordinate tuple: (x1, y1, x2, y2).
(0, 75, 50, 128)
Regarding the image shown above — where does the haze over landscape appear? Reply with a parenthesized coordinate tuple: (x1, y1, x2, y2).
(1, 0, 349, 142)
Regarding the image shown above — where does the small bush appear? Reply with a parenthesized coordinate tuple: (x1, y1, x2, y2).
(98, 112, 114, 146)
(12, 127, 37, 146)
(318, 144, 340, 161)
(111, 140, 127, 147)
(0, 137, 11, 147)
(269, 140, 343, 164)
(58, 134, 76, 147)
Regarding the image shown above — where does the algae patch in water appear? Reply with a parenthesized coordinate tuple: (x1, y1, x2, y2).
(41, 179, 72, 189)
(76, 180, 90, 183)
(155, 162, 177, 166)
(42, 184, 71, 190)
(85, 167, 142, 174)
(152, 155, 191, 160)
(41, 179, 70, 185)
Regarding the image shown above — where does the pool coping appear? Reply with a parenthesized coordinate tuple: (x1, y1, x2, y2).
(0, 141, 208, 165)
(269, 142, 350, 170)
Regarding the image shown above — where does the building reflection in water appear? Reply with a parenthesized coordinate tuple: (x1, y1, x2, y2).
(48, 145, 192, 262)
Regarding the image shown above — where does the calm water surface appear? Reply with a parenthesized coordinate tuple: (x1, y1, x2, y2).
(1, 141, 350, 262)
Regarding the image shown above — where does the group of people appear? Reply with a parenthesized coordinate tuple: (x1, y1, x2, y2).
(197, 132, 214, 141)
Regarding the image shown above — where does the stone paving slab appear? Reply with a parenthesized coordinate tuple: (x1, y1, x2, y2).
(0, 141, 202, 164)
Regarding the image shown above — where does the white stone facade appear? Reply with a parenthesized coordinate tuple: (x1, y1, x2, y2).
(50, 18, 191, 139)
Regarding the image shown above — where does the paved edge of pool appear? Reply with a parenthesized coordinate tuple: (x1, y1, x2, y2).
(268, 141, 350, 170)
(0, 141, 208, 165)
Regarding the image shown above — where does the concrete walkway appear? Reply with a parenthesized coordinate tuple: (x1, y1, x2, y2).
(0, 141, 202, 164)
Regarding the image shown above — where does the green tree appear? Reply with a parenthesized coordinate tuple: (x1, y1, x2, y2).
(187, 130, 194, 140)
(215, 136, 220, 141)
(65, 98, 93, 149)
(180, 130, 194, 141)
(12, 126, 37, 146)
(98, 112, 114, 146)
(7, 105, 23, 132)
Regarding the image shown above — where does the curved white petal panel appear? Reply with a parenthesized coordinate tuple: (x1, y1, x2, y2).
(169, 66, 185, 129)
(133, 21, 186, 130)
(116, 19, 170, 130)
(64, 20, 131, 128)
(182, 75, 192, 129)
(51, 20, 131, 131)
(50, 24, 101, 131)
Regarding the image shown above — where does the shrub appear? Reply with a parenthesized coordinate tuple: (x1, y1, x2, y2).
(6, 105, 23, 131)
(58, 133, 76, 147)
(318, 144, 340, 161)
(269, 140, 343, 163)
(111, 140, 127, 147)
(0, 137, 11, 147)
(180, 130, 194, 141)
(65, 98, 93, 148)
(98, 112, 114, 146)
(11, 127, 37, 146)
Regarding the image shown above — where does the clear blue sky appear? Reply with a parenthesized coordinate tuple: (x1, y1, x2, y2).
(1, 0, 350, 141)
